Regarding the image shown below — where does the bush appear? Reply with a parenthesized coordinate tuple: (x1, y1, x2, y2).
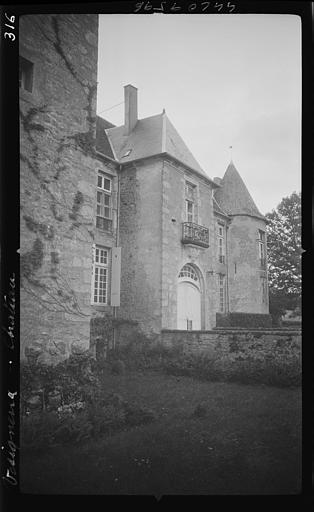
(109, 337, 181, 371)
(111, 359, 126, 375)
(20, 357, 157, 450)
(162, 351, 301, 388)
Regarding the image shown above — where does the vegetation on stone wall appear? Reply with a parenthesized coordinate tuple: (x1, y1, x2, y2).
(110, 332, 301, 388)
(20, 238, 44, 278)
(69, 191, 84, 221)
(20, 15, 97, 318)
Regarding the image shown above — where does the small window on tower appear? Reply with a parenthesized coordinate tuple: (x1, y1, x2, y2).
(19, 57, 34, 93)
(258, 230, 266, 269)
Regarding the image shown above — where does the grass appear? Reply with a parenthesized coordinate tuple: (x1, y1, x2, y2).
(20, 369, 301, 495)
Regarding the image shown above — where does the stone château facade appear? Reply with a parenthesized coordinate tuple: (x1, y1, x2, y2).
(20, 14, 269, 363)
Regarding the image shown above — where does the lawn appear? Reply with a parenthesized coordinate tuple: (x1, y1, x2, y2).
(20, 369, 301, 495)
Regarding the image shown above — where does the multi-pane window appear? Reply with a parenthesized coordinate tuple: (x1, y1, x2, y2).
(19, 57, 34, 93)
(258, 230, 266, 268)
(218, 274, 225, 312)
(185, 181, 196, 223)
(218, 224, 225, 263)
(179, 264, 199, 283)
(186, 200, 194, 223)
(92, 246, 109, 305)
(96, 172, 112, 231)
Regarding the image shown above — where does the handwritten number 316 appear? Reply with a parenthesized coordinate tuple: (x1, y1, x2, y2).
(4, 14, 15, 41)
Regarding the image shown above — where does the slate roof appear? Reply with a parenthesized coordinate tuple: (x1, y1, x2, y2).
(105, 111, 218, 186)
(214, 161, 265, 220)
(96, 116, 116, 159)
(213, 196, 230, 219)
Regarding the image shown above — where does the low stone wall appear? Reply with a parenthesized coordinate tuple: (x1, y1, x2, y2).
(161, 329, 301, 365)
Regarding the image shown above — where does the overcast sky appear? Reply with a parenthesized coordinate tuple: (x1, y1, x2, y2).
(97, 14, 301, 214)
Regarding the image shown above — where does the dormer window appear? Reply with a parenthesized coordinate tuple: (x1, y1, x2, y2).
(19, 56, 34, 93)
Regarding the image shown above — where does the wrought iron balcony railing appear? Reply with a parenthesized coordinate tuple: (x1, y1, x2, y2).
(182, 222, 209, 248)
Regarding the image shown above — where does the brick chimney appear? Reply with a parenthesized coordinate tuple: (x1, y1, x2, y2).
(124, 84, 138, 135)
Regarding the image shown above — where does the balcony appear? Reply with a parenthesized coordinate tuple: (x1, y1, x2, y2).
(182, 222, 209, 248)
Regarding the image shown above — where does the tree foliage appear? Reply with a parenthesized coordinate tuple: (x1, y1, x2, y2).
(266, 192, 301, 318)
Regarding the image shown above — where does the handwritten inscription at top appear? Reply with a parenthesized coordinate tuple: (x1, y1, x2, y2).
(134, 1, 236, 13)
(3, 13, 16, 42)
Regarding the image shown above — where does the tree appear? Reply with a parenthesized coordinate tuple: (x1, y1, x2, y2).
(266, 192, 301, 322)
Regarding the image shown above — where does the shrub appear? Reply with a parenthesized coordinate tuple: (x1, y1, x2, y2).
(109, 337, 181, 371)
(111, 359, 126, 375)
(20, 357, 157, 450)
(161, 350, 301, 388)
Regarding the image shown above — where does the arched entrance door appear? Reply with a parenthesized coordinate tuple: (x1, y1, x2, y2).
(177, 264, 201, 330)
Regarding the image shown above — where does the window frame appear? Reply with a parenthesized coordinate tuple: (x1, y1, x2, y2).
(258, 229, 266, 266)
(218, 274, 225, 313)
(185, 199, 194, 223)
(218, 223, 225, 263)
(91, 245, 110, 306)
(96, 171, 112, 231)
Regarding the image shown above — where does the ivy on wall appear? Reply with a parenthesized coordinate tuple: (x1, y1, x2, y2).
(20, 14, 97, 318)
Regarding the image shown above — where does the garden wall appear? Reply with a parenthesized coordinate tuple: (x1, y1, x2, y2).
(161, 328, 301, 366)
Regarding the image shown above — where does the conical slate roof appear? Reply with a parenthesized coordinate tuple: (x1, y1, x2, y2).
(214, 161, 265, 220)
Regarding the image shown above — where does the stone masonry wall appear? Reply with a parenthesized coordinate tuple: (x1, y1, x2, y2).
(20, 14, 99, 363)
(161, 329, 301, 368)
(227, 215, 269, 314)
(161, 159, 217, 330)
(118, 158, 163, 335)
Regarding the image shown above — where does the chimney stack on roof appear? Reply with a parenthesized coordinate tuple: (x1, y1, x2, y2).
(124, 84, 138, 135)
(213, 177, 222, 186)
